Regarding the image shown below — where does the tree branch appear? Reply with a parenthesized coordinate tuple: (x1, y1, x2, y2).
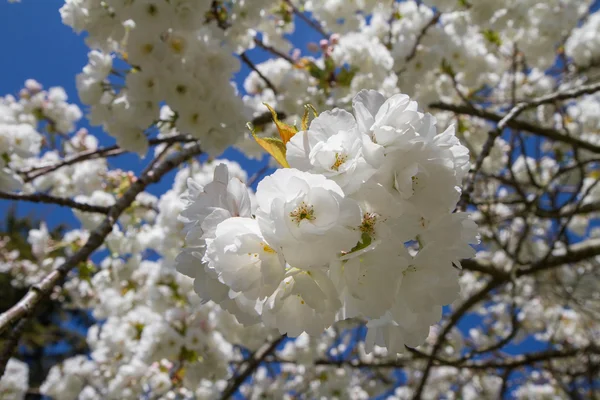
(21, 135, 197, 183)
(239, 52, 279, 94)
(462, 346, 598, 370)
(0, 191, 110, 214)
(0, 319, 26, 378)
(284, 0, 328, 38)
(404, 12, 441, 64)
(411, 279, 501, 399)
(22, 109, 277, 182)
(253, 37, 296, 65)
(220, 335, 285, 400)
(293, 346, 597, 373)
(461, 237, 600, 278)
(429, 102, 600, 154)
(0, 143, 203, 377)
(452, 81, 600, 210)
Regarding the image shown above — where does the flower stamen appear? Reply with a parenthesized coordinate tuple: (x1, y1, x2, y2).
(331, 153, 348, 171)
(290, 202, 315, 225)
(360, 212, 378, 235)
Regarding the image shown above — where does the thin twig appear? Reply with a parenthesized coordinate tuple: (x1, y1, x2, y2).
(411, 279, 501, 399)
(0, 191, 111, 214)
(0, 319, 26, 378)
(247, 163, 271, 188)
(220, 335, 285, 399)
(412, 233, 600, 399)
(404, 12, 441, 64)
(239, 52, 279, 94)
(431, 85, 600, 145)
(271, 346, 597, 372)
(284, 0, 328, 38)
(22, 135, 196, 182)
(430, 81, 600, 211)
(22, 110, 277, 182)
(253, 37, 296, 65)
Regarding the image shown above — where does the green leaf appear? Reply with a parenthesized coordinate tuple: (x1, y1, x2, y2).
(324, 56, 336, 73)
(336, 66, 358, 87)
(301, 104, 319, 131)
(307, 61, 328, 81)
(482, 29, 502, 46)
(348, 232, 373, 254)
(440, 58, 455, 76)
(457, 118, 468, 135)
(180, 347, 201, 362)
(78, 261, 96, 283)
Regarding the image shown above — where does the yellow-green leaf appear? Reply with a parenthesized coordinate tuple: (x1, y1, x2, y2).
(248, 123, 290, 168)
(301, 107, 310, 131)
(482, 29, 502, 46)
(301, 104, 319, 131)
(263, 103, 298, 144)
(306, 104, 318, 117)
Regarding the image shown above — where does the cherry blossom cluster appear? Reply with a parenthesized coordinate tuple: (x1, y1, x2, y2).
(176, 90, 479, 351)
(61, 0, 267, 155)
(0, 80, 82, 192)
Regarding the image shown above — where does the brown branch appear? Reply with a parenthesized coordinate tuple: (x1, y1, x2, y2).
(438, 83, 600, 210)
(0, 191, 110, 214)
(411, 279, 501, 399)
(306, 346, 597, 372)
(461, 346, 598, 370)
(474, 198, 600, 222)
(0, 143, 203, 377)
(536, 201, 600, 219)
(253, 37, 295, 65)
(220, 335, 285, 399)
(518, 80, 600, 109)
(517, 237, 600, 277)
(429, 83, 600, 153)
(22, 135, 197, 183)
(0, 319, 26, 378)
(461, 237, 600, 278)
(404, 12, 441, 64)
(456, 104, 527, 211)
(22, 110, 275, 182)
(413, 235, 600, 398)
(247, 163, 271, 187)
(284, 0, 328, 38)
(239, 52, 279, 94)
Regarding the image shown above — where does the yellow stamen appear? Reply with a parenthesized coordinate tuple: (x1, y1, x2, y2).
(290, 202, 315, 225)
(261, 243, 276, 254)
(331, 153, 348, 171)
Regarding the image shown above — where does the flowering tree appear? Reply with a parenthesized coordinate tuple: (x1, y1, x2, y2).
(1, 0, 599, 398)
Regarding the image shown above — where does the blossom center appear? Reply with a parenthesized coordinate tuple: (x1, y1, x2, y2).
(142, 43, 154, 54)
(146, 4, 158, 16)
(411, 173, 425, 195)
(330, 152, 348, 171)
(168, 36, 186, 54)
(289, 202, 315, 225)
(360, 212, 378, 235)
(261, 242, 276, 254)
